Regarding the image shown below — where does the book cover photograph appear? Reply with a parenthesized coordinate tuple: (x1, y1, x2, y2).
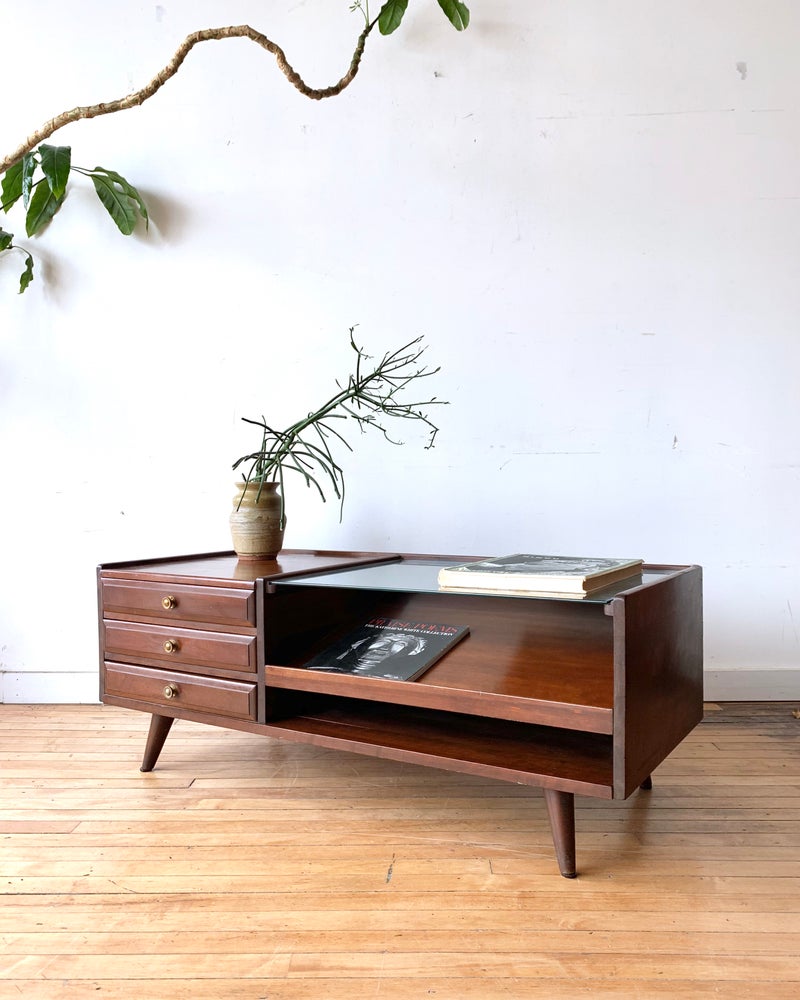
(438, 553, 644, 595)
(301, 618, 470, 682)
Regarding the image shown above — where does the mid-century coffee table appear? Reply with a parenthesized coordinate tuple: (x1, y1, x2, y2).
(98, 549, 703, 877)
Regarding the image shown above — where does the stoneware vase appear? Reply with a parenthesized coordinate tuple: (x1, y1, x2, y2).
(229, 480, 285, 561)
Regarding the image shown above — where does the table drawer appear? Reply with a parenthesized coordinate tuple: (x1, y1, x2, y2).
(104, 662, 257, 720)
(103, 621, 257, 672)
(101, 578, 255, 626)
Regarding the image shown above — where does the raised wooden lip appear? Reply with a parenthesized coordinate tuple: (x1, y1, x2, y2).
(98, 549, 400, 586)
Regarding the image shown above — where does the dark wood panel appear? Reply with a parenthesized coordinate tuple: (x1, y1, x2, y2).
(103, 621, 257, 672)
(611, 565, 703, 797)
(264, 588, 386, 660)
(101, 579, 256, 626)
(104, 662, 257, 720)
(265, 665, 612, 734)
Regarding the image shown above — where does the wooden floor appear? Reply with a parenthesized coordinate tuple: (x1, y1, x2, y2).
(1, 703, 798, 999)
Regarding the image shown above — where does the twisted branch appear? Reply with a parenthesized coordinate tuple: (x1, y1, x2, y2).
(0, 21, 376, 174)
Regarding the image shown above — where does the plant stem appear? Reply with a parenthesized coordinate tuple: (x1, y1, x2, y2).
(232, 331, 447, 523)
(1, 21, 377, 174)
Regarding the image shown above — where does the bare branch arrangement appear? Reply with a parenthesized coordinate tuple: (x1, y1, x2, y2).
(232, 329, 447, 528)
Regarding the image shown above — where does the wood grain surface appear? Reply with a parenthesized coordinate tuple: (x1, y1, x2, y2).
(1, 701, 798, 999)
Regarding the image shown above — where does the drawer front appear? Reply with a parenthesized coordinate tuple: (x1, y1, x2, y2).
(103, 621, 257, 672)
(101, 578, 255, 626)
(104, 662, 257, 720)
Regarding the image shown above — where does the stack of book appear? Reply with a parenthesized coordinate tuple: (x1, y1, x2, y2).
(437, 554, 644, 597)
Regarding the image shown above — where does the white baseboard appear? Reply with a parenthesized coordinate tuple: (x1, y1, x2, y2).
(1, 669, 798, 705)
(703, 669, 800, 702)
(1, 672, 100, 704)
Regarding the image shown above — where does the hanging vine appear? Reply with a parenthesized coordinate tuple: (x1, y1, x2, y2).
(0, 0, 469, 292)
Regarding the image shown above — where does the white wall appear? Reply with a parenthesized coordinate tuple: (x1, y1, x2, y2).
(1, 0, 798, 703)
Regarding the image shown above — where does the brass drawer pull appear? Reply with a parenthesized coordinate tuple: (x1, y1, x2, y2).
(163, 639, 180, 654)
(163, 683, 179, 700)
(162, 595, 177, 610)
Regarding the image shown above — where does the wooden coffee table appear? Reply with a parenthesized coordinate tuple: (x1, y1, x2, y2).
(99, 549, 703, 877)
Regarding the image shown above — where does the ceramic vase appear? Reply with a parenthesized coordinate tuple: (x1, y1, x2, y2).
(229, 480, 285, 561)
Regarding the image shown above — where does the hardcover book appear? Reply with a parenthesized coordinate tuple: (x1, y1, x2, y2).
(301, 617, 470, 682)
(437, 554, 644, 595)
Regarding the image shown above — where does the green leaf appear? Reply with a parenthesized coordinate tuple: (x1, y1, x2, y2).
(39, 144, 72, 200)
(90, 174, 137, 235)
(437, 0, 470, 30)
(378, 0, 408, 34)
(22, 153, 38, 209)
(0, 228, 35, 292)
(1, 161, 24, 213)
(19, 251, 34, 294)
(25, 180, 64, 236)
(90, 167, 148, 233)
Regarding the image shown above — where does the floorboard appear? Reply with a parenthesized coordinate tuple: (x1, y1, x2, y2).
(1, 701, 799, 999)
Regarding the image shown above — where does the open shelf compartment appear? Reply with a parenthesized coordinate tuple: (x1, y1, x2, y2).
(263, 693, 614, 797)
(263, 582, 616, 734)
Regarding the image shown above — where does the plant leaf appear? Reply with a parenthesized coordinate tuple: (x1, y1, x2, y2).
(22, 153, 38, 209)
(95, 167, 149, 225)
(1, 162, 24, 213)
(90, 173, 138, 235)
(437, 0, 470, 30)
(378, 0, 408, 34)
(19, 250, 34, 293)
(25, 181, 64, 236)
(0, 227, 12, 251)
(39, 144, 72, 200)
(90, 167, 149, 232)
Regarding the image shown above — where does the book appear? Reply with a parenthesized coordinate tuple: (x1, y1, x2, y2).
(300, 617, 470, 682)
(437, 554, 644, 596)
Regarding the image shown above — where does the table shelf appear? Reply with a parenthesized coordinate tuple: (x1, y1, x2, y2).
(263, 694, 615, 797)
(264, 583, 617, 734)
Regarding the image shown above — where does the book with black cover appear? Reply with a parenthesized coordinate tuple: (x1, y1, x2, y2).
(301, 617, 470, 681)
(437, 553, 643, 595)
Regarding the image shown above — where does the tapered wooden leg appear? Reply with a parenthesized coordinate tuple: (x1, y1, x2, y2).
(544, 788, 577, 878)
(640, 775, 653, 790)
(140, 714, 175, 772)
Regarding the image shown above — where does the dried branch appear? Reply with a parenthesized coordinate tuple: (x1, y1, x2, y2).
(0, 21, 376, 175)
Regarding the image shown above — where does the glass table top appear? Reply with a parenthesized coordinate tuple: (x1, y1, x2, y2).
(274, 558, 678, 603)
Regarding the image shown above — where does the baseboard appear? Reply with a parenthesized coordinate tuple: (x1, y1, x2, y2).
(703, 669, 800, 702)
(1, 669, 798, 705)
(1, 672, 100, 704)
